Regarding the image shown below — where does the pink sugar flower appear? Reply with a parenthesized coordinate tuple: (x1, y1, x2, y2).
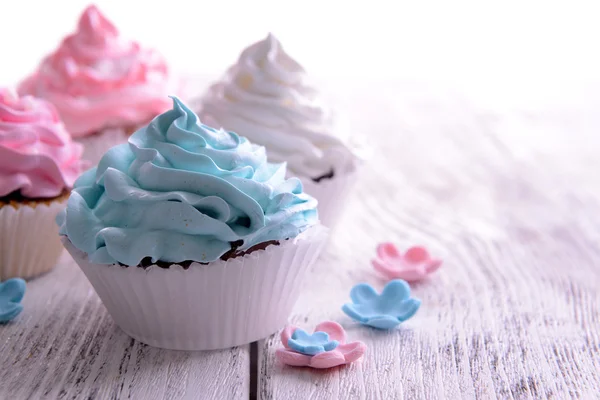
(372, 243, 442, 282)
(276, 321, 366, 369)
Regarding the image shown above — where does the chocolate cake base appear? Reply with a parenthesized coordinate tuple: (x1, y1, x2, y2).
(124, 124, 138, 136)
(0, 190, 70, 209)
(312, 168, 335, 183)
(131, 240, 281, 269)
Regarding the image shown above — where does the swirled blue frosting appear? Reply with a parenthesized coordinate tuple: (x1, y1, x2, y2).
(57, 97, 318, 265)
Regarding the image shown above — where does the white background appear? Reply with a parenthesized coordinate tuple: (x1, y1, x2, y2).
(1, 1, 599, 108)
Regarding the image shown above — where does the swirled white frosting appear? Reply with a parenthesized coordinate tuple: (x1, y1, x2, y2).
(200, 34, 358, 179)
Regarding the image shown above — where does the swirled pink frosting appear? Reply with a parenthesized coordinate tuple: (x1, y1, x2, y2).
(0, 89, 85, 198)
(18, 5, 171, 138)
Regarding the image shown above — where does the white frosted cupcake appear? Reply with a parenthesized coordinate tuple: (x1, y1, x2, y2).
(199, 34, 364, 229)
(58, 97, 327, 350)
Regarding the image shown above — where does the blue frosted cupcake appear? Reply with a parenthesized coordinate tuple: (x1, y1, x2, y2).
(58, 97, 327, 350)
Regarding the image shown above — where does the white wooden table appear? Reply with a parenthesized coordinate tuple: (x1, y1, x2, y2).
(1, 81, 599, 399)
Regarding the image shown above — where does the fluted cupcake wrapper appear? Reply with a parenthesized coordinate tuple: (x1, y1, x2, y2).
(0, 199, 67, 280)
(62, 225, 328, 351)
(301, 168, 359, 230)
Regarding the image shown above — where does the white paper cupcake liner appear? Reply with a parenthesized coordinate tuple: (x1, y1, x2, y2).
(62, 225, 328, 351)
(76, 127, 131, 165)
(301, 168, 359, 230)
(0, 198, 67, 280)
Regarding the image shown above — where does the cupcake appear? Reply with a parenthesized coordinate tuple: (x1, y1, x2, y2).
(18, 5, 173, 164)
(0, 89, 84, 280)
(58, 97, 327, 350)
(199, 33, 364, 229)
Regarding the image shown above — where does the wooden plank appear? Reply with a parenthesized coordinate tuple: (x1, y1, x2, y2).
(257, 83, 600, 399)
(0, 252, 250, 400)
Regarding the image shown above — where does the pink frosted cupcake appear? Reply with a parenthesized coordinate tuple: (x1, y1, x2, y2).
(0, 89, 85, 280)
(18, 5, 172, 164)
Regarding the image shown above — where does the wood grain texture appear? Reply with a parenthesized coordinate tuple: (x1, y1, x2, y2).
(258, 82, 600, 400)
(0, 253, 250, 400)
(1, 80, 599, 400)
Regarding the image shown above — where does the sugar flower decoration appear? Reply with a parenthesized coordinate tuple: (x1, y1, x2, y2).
(276, 321, 366, 369)
(372, 243, 442, 282)
(287, 328, 339, 355)
(342, 280, 420, 329)
(0, 278, 26, 323)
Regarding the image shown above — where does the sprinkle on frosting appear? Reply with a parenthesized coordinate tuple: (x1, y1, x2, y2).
(57, 97, 318, 265)
(200, 33, 357, 179)
(18, 5, 171, 137)
(0, 89, 85, 198)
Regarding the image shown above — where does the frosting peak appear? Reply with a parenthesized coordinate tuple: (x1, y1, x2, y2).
(64, 5, 132, 64)
(243, 33, 305, 78)
(18, 5, 171, 137)
(0, 89, 85, 198)
(200, 34, 357, 178)
(78, 5, 119, 38)
(58, 97, 318, 265)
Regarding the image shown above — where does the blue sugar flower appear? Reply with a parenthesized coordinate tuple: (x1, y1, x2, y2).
(0, 278, 26, 323)
(342, 280, 420, 330)
(287, 328, 340, 355)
